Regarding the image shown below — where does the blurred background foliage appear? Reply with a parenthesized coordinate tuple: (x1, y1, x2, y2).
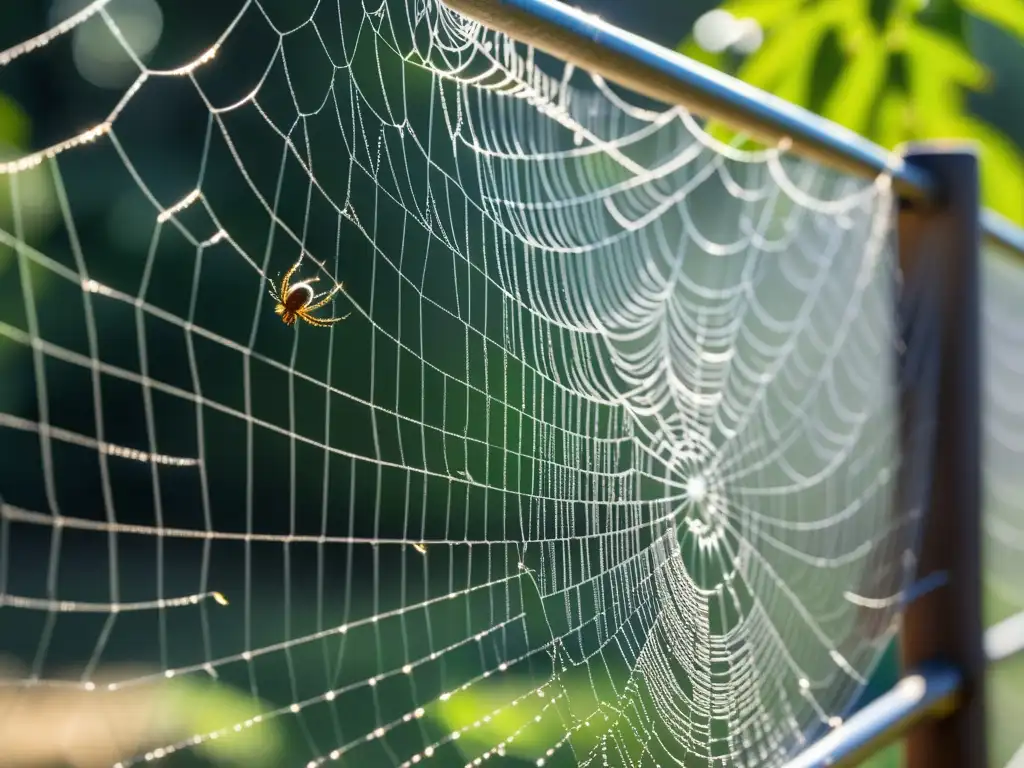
(677, 0, 1024, 225)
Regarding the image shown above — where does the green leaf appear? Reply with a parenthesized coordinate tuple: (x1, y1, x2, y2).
(0, 93, 29, 151)
(168, 678, 285, 766)
(874, 87, 912, 150)
(930, 114, 1024, 227)
(821, 29, 888, 135)
(736, 1, 845, 99)
(902, 25, 991, 90)
(0, 94, 59, 242)
(901, 24, 989, 127)
(832, 0, 873, 53)
(432, 677, 554, 760)
(958, 0, 1024, 40)
(970, 124, 1024, 228)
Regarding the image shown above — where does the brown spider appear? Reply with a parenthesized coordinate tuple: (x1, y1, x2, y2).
(269, 258, 350, 327)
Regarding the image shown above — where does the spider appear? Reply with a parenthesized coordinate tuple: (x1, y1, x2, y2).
(268, 257, 350, 327)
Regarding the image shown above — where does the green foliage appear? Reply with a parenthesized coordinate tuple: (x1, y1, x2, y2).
(678, 0, 1024, 225)
(168, 677, 286, 766)
(0, 94, 58, 238)
(822, 25, 888, 135)
(0, 95, 60, 389)
(959, 0, 1024, 39)
(0, 94, 29, 148)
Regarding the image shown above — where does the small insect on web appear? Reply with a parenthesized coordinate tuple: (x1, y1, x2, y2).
(268, 256, 350, 327)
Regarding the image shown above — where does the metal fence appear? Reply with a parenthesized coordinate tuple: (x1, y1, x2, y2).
(443, 1, 1024, 765)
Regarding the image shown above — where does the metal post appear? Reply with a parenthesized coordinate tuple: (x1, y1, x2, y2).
(897, 145, 986, 768)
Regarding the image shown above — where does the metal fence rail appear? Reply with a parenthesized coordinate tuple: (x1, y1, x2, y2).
(984, 209, 1024, 257)
(442, 1, 1024, 766)
(782, 606, 1024, 767)
(444, 0, 1023, 255)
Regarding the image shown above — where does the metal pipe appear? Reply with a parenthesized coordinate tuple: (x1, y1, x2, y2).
(982, 209, 1024, 257)
(781, 608, 1024, 768)
(898, 146, 987, 768)
(782, 663, 961, 768)
(985, 608, 1024, 663)
(442, 0, 1024, 253)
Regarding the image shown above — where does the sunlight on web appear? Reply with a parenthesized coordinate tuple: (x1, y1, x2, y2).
(0, 0, 936, 766)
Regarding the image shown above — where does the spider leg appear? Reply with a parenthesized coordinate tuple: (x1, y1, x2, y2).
(296, 312, 330, 327)
(298, 310, 351, 327)
(279, 259, 302, 297)
(304, 282, 345, 312)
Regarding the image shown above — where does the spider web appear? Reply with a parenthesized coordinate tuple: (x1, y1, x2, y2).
(0, 1, 938, 766)
(982, 238, 1024, 768)
(983, 242, 1024, 617)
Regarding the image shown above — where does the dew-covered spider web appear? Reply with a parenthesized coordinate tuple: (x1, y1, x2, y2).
(0, 0, 940, 766)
